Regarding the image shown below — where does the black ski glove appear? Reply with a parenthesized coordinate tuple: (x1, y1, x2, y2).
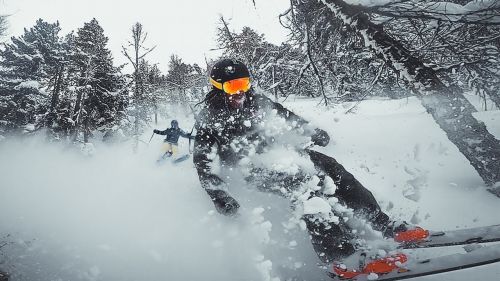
(311, 128, 330, 147)
(205, 189, 240, 216)
(153, 129, 159, 134)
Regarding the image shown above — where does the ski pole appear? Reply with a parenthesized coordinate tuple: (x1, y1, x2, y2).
(189, 124, 195, 154)
(148, 132, 155, 144)
(188, 103, 198, 154)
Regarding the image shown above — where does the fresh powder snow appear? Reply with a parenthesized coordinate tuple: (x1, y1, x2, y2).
(1, 94, 500, 281)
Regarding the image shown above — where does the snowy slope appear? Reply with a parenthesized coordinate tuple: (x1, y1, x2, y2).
(1, 96, 500, 281)
(285, 96, 500, 280)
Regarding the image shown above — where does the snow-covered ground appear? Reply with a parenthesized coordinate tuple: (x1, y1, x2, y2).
(1, 95, 499, 281)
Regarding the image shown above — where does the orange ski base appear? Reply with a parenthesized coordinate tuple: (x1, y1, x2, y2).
(332, 253, 408, 280)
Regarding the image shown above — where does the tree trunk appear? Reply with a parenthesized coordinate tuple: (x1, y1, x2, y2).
(46, 66, 64, 129)
(321, 0, 500, 191)
(154, 103, 158, 125)
(51, 66, 64, 111)
(486, 88, 500, 109)
(71, 90, 84, 141)
(133, 108, 139, 153)
(272, 65, 278, 102)
(133, 69, 140, 153)
(83, 113, 90, 143)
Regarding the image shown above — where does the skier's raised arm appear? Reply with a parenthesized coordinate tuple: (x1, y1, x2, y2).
(153, 129, 168, 135)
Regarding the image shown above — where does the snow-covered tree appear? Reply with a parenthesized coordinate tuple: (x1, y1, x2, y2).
(0, 15, 7, 39)
(138, 59, 166, 124)
(364, 0, 500, 108)
(165, 55, 204, 106)
(215, 19, 320, 101)
(0, 19, 66, 136)
(71, 18, 127, 143)
(280, 1, 406, 104)
(122, 22, 157, 150)
(216, 18, 269, 81)
(282, 0, 500, 191)
(25, 20, 71, 134)
(188, 63, 208, 102)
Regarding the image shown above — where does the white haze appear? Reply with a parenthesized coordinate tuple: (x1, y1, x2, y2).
(0, 116, 324, 281)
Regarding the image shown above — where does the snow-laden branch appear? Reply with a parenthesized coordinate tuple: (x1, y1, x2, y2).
(351, 0, 500, 25)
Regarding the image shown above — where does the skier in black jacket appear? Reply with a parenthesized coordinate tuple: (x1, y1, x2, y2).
(153, 120, 193, 161)
(192, 59, 427, 267)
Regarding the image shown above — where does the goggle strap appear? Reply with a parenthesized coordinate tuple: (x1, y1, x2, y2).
(210, 78, 223, 90)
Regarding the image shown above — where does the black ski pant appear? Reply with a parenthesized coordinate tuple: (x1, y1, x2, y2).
(247, 149, 391, 263)
(305, 149, 390, 262)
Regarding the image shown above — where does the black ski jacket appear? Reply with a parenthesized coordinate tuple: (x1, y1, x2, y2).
(192, 89, 393, 261)
(193, 88, 330, 190)
(154, 127, 192, 145)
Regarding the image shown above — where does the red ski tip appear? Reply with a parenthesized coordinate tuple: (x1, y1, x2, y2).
(332, 253, 408, 279)
(363, 253, 408, 274)
(394, 226, 430, 243)
(332, 263, 362, 279)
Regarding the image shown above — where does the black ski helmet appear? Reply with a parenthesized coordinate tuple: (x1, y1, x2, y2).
(210, 59, 250, 87)
(171, 120, 178, 128)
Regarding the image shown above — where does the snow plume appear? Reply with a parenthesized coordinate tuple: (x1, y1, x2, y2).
(0, 135, 324, 281)
(2, 95, 500, 281)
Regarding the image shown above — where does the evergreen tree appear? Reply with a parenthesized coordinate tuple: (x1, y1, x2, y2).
(121, 22, 156, 150)
(0, 19, 66, 136)
(215, 20, 318, 101)
(138, 59, 166, 125)
(189, 63, 208, 102)
(165, 55, 196, 106)
(0, 15, 7, 39)
(71, 18, 127, 142)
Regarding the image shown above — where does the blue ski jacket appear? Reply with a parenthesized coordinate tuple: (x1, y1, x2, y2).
(154, 127, 192, 145)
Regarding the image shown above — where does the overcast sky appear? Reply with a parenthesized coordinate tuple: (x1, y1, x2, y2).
(1, 0, 290, 72)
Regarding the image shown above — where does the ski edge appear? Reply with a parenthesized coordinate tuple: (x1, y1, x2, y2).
(401, 237, 500, 249)
(369, 256, 500, 281)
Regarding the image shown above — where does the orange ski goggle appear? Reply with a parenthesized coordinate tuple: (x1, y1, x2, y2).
(210, 77, 251, 95)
